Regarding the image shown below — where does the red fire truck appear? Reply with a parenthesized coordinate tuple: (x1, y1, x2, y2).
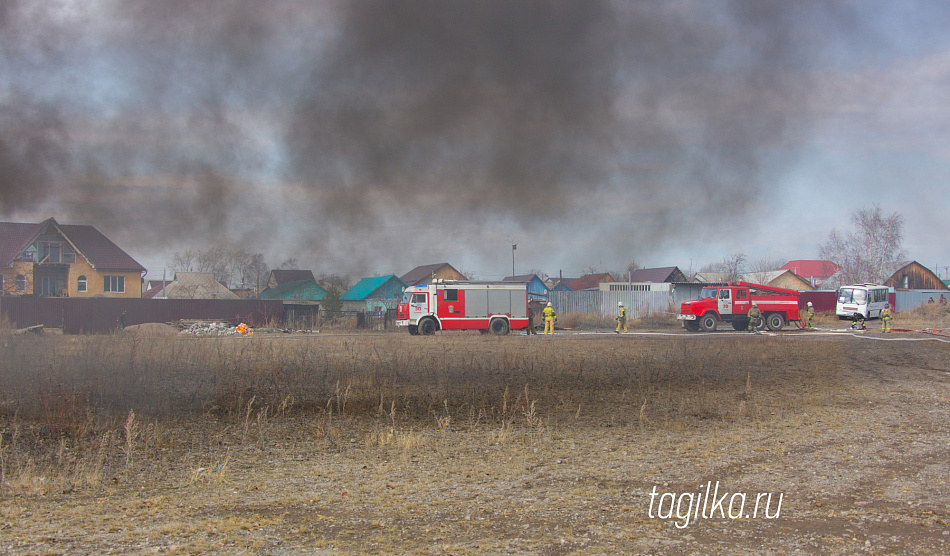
(396, 280, 529, 335)
(678, 282, 801, 332)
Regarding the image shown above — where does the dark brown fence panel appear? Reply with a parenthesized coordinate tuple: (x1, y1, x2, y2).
(1, 297, 282, 334)
(0, 296, 65, 329)
(798, 290, 838, 313)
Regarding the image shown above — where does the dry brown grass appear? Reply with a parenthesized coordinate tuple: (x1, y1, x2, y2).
(2, 329, 949, 553)
(0, 330, 846, 500)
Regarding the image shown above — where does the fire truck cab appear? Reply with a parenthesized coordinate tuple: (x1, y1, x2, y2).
(678, 282, 801, 332)
(396, 280, 529, 335)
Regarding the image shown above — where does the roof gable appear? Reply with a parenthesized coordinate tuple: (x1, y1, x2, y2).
(400, 263, 465, 286)
(628, 266, 687, 283)
(269, 269, 316, 287)
(0, 218, 145, 272)
(0, 221, 44, 267)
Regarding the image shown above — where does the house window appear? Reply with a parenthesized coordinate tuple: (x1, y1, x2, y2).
(104, 275, 125, 293)
(77, 275, 87, 292)
(15, 274, 26, 292)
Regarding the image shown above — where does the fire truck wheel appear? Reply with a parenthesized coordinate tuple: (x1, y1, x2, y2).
(489, 318, 510, 335)
(408, 325, 419, 335)
(732, 320, 750, 331)
(699, 313, 718, 332)
(766, 313, 785, 331)
(684, 320, 700, 332)
(418, 318, 438, 335)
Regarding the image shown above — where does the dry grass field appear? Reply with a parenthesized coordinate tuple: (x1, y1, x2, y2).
(1, 307, 949, 554)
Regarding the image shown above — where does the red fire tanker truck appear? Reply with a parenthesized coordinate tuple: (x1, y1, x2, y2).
(678, 282, 801, 332)
(396, 280, 529, 335)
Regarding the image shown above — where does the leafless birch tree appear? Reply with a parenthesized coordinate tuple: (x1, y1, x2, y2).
(818, 205, 905, 284)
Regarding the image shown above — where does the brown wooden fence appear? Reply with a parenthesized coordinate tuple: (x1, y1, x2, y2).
(0, 297, 283, 334)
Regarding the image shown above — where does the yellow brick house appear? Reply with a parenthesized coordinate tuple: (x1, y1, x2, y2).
(0, 217, 145, 298)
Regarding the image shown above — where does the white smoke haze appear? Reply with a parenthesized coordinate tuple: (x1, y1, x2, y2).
(2, 0, 949, 278)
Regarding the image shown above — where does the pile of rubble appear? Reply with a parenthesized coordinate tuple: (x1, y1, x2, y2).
(179, 321, 254, 336)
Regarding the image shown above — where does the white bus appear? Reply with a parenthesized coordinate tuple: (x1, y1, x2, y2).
(836, 284, 893, 320)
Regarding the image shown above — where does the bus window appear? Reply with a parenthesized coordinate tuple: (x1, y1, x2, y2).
(837, 288, 853, 304)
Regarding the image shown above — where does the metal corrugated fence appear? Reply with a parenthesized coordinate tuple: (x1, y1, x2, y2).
(550, 290, 675, 319)
(895, 290, 950, 311)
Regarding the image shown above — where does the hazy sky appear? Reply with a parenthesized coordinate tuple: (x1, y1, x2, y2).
(2, 0, 949, 281)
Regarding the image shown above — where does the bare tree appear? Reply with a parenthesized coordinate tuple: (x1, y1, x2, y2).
(169, 249, 197, 273)
(317, 273, 350, 291)
(746, 256, 783, 284)
(819, 205, 905, 284)
(169, 248, 271, 290)
(700, 253, 747, 282)
(245, 253, 270, 294)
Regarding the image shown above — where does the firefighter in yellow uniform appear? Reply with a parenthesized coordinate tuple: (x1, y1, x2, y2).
(851, 312, 866, 330)
(616, 301, 627, 333)
(880, 303, 892, 333)
(802, 301, 815, 330)
(543, 302, 556, 335)
(747, 302, 762, 334)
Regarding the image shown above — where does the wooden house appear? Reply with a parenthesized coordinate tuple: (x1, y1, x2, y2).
(885, 261, 948, 290)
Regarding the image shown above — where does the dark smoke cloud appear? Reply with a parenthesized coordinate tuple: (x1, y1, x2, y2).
(288, 0, 620, 223)
(2, 0, 925, 275)
(0, 92, 72, 211)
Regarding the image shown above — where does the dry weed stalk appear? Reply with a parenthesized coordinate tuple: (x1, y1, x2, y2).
(123, 409, 140, 469)
(242, 396, 256, 443)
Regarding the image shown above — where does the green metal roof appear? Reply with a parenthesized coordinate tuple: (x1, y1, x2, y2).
(341, 275, 406, 300)
(257, 279, 328, 300)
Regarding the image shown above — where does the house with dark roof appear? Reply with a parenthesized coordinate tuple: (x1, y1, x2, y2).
(503, 274, 550, 301)
(341, 275, 407, 312)
(266, 269, 317, 289)
(568, 273, 615, 291)
(628, 266, 688, 284)
(0, 217, 145, 298)
(257, 277, 328, 301)
(400, 263, 466, 286)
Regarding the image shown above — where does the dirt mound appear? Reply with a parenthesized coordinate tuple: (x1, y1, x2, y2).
(123, 323, 180, 337)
